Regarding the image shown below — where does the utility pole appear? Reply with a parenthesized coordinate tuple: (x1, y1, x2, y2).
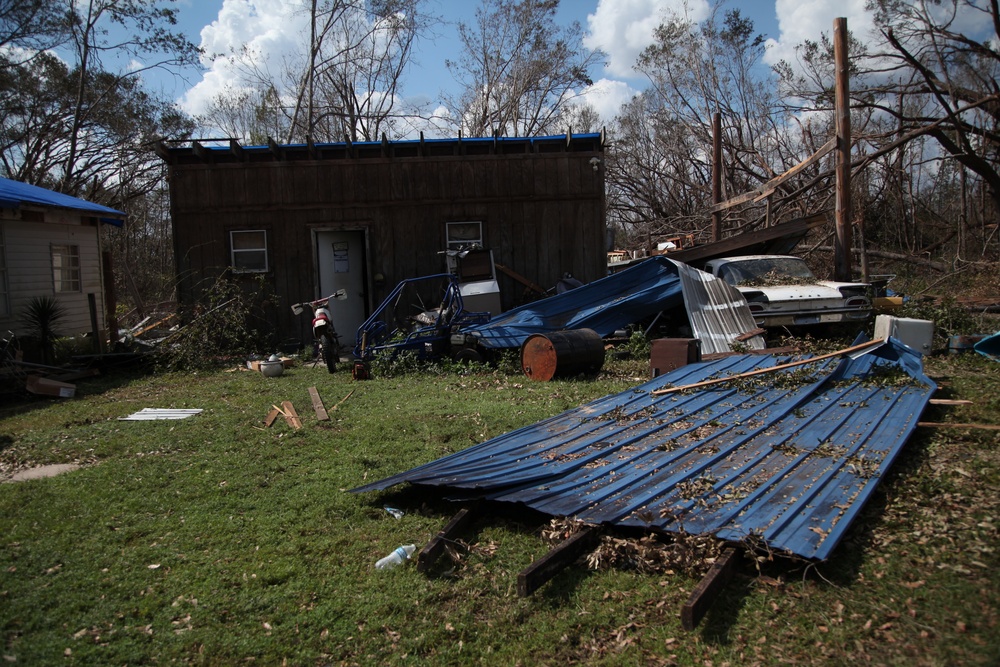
(711, 112, 722, 243)
(834, 17, 853, 281)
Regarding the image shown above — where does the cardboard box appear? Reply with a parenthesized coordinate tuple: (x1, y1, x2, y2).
(26, 375, 76, 398)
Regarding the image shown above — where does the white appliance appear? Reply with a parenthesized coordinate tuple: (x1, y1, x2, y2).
(875, 315, 934, 354)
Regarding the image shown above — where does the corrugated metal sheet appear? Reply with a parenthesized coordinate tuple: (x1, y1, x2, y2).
(0, 176, 125, 225)
(463, 257, 764, 354)
(354, 339, 934, 560)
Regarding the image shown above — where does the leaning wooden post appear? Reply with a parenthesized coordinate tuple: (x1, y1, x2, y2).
(712, 112, 722, 243)
(834, 17, 853, 282)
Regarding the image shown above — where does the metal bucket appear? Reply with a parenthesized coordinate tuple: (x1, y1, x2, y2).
(520, 329, 605, 381)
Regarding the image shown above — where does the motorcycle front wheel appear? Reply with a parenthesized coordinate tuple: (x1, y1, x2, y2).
(321, 333, 338, 373)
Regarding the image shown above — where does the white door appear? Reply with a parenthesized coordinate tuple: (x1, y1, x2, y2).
(316, 230, 367, 349)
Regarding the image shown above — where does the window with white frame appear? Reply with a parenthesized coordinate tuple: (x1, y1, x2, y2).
(446, 221, 483, 250)
(230, 230, 269, 272)
(51, 244, 81, 292)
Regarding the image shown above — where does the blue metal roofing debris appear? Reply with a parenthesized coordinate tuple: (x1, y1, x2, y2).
(975, 331, 1000, 361)
(463, 257, 765, 355)
(354, 337, 935, 560)
(0, 177, 125, 226)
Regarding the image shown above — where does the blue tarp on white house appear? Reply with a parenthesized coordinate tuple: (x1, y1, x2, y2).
(354, 338, 935, 561)
(0, 177, 125, 225)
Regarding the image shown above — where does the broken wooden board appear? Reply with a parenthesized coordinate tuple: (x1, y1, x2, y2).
(281, 401, 302, 429)
(308, 387, 329, 421)
(918, 421, 1000, 431)
(264, 407, 281, 427)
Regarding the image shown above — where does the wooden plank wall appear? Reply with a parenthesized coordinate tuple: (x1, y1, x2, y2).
(169, 149, 605, 343)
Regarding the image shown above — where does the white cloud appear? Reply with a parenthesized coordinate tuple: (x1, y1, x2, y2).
(579, 78, 640, 125)
(764, 0, 876, 70)
(180, 0, 310, 117)
(584, 0, 710, 78)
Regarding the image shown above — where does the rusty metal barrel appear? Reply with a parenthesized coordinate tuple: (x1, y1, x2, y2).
(520, 328, 605, 381)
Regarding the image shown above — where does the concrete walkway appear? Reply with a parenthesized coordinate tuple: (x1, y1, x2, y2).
(4, 464, 81, 483)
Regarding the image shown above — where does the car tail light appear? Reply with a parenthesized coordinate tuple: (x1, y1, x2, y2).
(845, 296, 870, 308)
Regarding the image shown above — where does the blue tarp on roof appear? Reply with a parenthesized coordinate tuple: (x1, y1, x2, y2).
(462, 256, 764, 354)
(354, 338, 935, 560)
(0, 177, 125, 225)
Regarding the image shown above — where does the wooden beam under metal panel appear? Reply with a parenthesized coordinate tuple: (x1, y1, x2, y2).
(419, 131, 425, 156)
(416, 506, 479, 573)
(681, 547, 740, 631)
(229, 139, 245, 161)
(344, 133, 354, 157)
(517, 525, 601, 597)
(267, 136, 283, 161)
(152, 141, 173, 163)
(495, 262, 547, 296)
(381, 132, 390, 157)
(191, 141, 212, 163)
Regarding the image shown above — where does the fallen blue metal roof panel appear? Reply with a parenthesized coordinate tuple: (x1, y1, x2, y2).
(463, 257, 764, 354)
(353, 338, 934, 560)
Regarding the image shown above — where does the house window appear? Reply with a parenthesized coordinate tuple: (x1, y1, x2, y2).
(230, 230, 268, 272)
(51, 244, 81, 292)
(446, 221, 483, 250)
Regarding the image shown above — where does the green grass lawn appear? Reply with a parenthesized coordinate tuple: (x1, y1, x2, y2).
(1, 351, 998, 666)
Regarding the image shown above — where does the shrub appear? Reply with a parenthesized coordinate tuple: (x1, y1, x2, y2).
(155, 274, 278, 370)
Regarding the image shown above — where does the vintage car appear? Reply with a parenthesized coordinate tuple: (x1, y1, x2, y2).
(702, 255, 872, 328)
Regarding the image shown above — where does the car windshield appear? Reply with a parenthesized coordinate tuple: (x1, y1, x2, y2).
(718, 257, 816, 287)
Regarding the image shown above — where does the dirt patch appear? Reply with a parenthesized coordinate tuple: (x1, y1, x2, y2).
(3, 464, 81, 483)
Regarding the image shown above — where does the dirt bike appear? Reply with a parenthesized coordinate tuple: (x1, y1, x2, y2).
(291, 290, 347, 373)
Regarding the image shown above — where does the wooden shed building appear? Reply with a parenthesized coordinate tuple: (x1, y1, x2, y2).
(157, 133, 607, 349)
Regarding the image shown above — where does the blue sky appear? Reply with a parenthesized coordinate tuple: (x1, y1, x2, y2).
(160, 0, 876, 132)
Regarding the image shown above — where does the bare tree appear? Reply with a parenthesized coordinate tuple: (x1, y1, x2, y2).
(775, 0, 1000, 262)
(59, 0, 201, 195)
(446, 0, 603, 137)
(870, 0, 1000, 231)
(206, 0, 430, 144)
(609, 3, 818, 250)
(0, 0, 67, 57)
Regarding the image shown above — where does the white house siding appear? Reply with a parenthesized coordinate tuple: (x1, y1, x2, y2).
(0, 215, 106, 340)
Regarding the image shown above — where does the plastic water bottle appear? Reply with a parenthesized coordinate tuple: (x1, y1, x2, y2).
(375, 544, 416, 570)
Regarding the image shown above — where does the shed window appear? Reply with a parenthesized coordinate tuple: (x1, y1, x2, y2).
(446, 222, 482, 250)
(51, 244, 81, 292)
(230, 230, 268, 273)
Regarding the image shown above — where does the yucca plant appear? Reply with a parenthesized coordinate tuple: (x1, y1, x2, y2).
(19, 296, 67, 365)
